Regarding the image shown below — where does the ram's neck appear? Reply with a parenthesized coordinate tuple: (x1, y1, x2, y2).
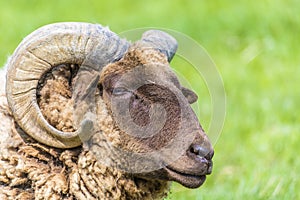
(72, 150, 170, 199)
(0, 122, 169, 199)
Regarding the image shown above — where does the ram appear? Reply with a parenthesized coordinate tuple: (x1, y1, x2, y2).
(0, 22, 213, 200)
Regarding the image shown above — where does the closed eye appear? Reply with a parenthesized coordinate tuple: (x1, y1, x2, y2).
(112, 87, 132, 96)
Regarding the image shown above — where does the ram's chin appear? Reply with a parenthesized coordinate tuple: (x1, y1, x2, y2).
(165, 167, 207, 188)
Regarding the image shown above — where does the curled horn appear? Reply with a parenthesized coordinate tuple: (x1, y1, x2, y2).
(139, 30, 198, 103)
(6, 22, 129, 148)
(140, 30, 178, 62)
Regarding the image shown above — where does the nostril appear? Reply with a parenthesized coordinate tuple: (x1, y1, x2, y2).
(189, 144, 210, 158)
(205, 150, 214, 160)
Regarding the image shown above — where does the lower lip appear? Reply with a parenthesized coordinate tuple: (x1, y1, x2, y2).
(165, 167, 207, 188)
(165, 166, 206, 178)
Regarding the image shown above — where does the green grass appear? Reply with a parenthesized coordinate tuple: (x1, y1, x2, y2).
(1, 0, 300, 199)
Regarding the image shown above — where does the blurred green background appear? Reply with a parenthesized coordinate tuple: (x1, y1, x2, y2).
(1, 0, 299, 199)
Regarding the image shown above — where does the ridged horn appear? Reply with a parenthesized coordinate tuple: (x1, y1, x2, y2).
(140, 30, 178, 62)
(6, 22, 129, 148)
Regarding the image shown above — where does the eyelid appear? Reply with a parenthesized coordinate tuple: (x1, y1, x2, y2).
(112, 87, 131, 96)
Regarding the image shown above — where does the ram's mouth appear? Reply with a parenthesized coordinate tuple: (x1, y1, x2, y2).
(165, 166, 207, 188)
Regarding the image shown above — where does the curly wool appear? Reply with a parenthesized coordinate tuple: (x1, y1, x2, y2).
(0, 67, 170, 200)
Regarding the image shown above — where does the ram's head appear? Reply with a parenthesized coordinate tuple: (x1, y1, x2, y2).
(6, 22, 213, 188)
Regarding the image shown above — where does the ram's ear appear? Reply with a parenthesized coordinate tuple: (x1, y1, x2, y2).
(181, 87, 198, 104)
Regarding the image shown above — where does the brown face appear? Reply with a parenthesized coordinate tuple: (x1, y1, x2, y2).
(99, 62, 214, 189)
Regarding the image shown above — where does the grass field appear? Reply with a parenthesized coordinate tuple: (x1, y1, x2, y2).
(1, 1, 299, 199)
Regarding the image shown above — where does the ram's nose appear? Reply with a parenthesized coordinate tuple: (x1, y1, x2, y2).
(189, 144, 214, 160)
(188, 142, 214, 175)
